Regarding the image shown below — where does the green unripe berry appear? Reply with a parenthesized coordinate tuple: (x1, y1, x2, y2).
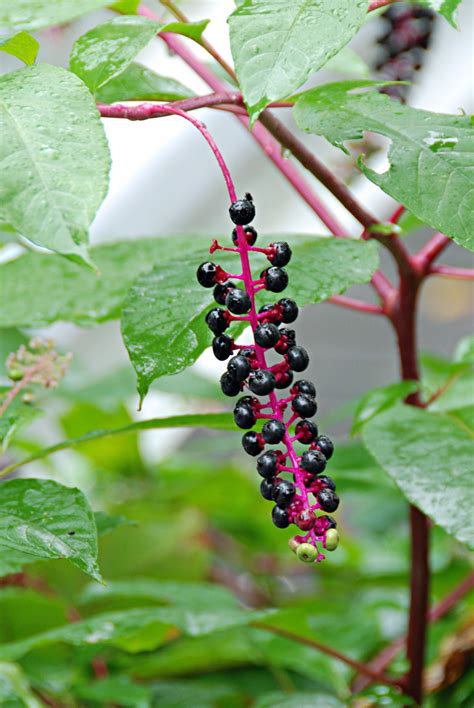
(8, 368, 23, 381)
(296, 542, 317, 563)
(325, 528, 339, 551)
(288, 537, 300, 554)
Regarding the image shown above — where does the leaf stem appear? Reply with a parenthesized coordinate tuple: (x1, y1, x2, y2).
(327, 295, 384, 315)
(414, 232, 451, 270)
(428, 264, 474, 280)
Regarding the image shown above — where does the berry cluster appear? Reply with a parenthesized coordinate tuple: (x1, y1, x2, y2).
(196, 194, 339, 563)
(376, 3, 435, 102)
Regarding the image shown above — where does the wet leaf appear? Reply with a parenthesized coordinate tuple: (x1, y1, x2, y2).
(96, 62, 194, 103)
(352, 380, 419, 433)
(0, 31, 39, 65)
(0, 661, 41, 707)
(0, 0, 113, 31)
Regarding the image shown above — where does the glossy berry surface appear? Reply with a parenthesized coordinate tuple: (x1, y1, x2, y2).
(242, 431, 264, 456)
(317, 488, 340, 513)
(278, 298, 298, 323)
(206, 308, 228, 335)
(272, 505, 290, 528)
(257, 451, 279, 478)
(227, 355, 251, 382)
(212, 335, 233, 361)
(291, 380, 316, 398)
(295, 509, 316, 531)
(301, 449, 327, 474)
(287, 346, 309, 372)
(262, 267, 288, 293)
(295, 419, 318, 444)
(296, 543, 317, 563)
(316, 434, 334, 460)
(220, 372, 241, 397)
(229, 197, 255, 225)
(233, 401, 255, 429)
(254, 323, 280, 348)
(232, 225, 257, 246)
(275, 371, 293, 389)
(262, 419, 286, 444)
(196, 261, 218, 287)
(226, 288, 251, 314)
(248, 369, 275, 396)
(213, 281, 234, 305)
(272, 479, 296, 507)
(291, 393, 317, 418)
(268, 241, 292, 267)
(318, 475, 336, 491)
(325, 528, 339, 551)
(260, 478, 274, 500)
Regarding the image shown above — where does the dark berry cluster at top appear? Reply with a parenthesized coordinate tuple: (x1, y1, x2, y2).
(375, 3, 435, 102)
(196, 193, 340, 563)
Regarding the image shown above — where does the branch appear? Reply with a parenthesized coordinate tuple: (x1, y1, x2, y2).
(415, 232, 451, 270)
(428, 264, 474, 280)
(352, 571, 474, 694)
(252, 622, 403, 690)
(327, 295, 384, 315)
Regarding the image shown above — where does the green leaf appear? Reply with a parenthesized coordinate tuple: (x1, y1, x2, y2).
(294, 82, 474, 251)
(96, 62, 194, 103)
(0, 478, 102, 580)
(0, 661, 41, 707)
(0, 64, 110, 266)
(0, 31, 39, 65)
(363, 404, 474, 548)
(324, 47, 370, 79)
(420, 351, 473, 413)
(255, 693, 344, 708)
(0, 0, 113, 31)
(454, 335, 474, 365)
(0, 412, 236, 477)
(74, 676, 152, 708)
(70, 16, 209, 94)
(121, 235, 378, 400)
(228, 0, 369, 121)
(352, 380, 419, 434)
(0, 394, 41, 451)
(418, 0, 463, 27)
(94, 511, 135, 536)
(397, 209, 427, 237)
(109, 0, 139, 13)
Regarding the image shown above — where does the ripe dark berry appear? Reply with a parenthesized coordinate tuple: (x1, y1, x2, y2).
(314, 515, 337, 534)
(301, 449, 327, 475)
(295, 509, 316, 531)
(317, 475, 336, 491)
(227, 355, 251, 382)
(206, 308, 228, 335)
(295, 419, 318, 444)
(248, 369, 275, 396)
(220, 372, 241, 397)
(260, 478, 274, 500)
(258, 304, 281, 325)
(226, 288, 251, 315)
(268, 242, 292, 267)
(262, 419, 286, 444)
(278, 298, 298, 323)
(280, 328, 296, 343)
(233, 401, 255, 429)
(232, 225, 257, 246)
(229, 197, 255, 225)
(272, 505, 290, 528)
(212, 334, 233, 361)
(291, 393, 317, 418)
(242, 431, 264, 456)
(257, 451, 279, 479)
(213, 281, 235, 305)
(262, 266, 288, 293)
(196, 262, 218, 287)
(291, 380, 316, 398)
(275, 370, 294, 389)
(287, 346, 309, 372)
(272, 479, 296, 507)
(254, 323, 280, 348)
(316, 435, 334, 460)
(317, 488, 340, 513)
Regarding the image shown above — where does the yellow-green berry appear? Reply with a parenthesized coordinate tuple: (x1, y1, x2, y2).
(325, 528, 339, 551)
(8, 368, 23, 381)
(288, 537, 300, 554)
(296, 542, 317, 563)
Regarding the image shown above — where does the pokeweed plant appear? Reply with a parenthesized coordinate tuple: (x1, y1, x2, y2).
(0, 0, 472, 705)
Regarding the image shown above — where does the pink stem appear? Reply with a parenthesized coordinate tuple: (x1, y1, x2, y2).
(428, 265, 474, 280)
(414, 232, 452, 270)
(368, 0, 398, 11)
(327, 295, 384, 315)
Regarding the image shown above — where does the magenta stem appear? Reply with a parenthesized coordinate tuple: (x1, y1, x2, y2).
(428, 265, 474, 280)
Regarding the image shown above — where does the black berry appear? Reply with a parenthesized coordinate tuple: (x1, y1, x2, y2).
(226, 288, 251, 315)
(268, 242, 292, 267)
(233, 401, 256, 430)
(318, 475, 336, 491)
(295, 419, 318, 444)
(242, 431, 264, 456)
(254, 323, 280, 348)
(258, 304, 281, 325)
(262, 419, 286, 444)
(213, 281, 235, 305)
(291, 393, 317, 418)
(206, 308, 228, 335)
(248, 369, 275, 396)
(272, 479, 296, 507)
(262, 267, 288, 293)
(287, 346, 309, 372)
(317, 488, 339, 513)
(220, 372, 241, 397)
(275, 370, 294, 389)
(301, 449, 327, 474)
(212, 334, 233, 361)
(291, 380, 316, 398)
(272, 505, 290, 528)
(260, 478, 274, 500)
(278, 298, 298, 323)
(317, 435, 334, 460)
(232, 225, 257, 246)
(229, 197, 255, 225)
(227, 355, 251, 382)
(196, 262, 218, 287)
(257, 451, 279, 479)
